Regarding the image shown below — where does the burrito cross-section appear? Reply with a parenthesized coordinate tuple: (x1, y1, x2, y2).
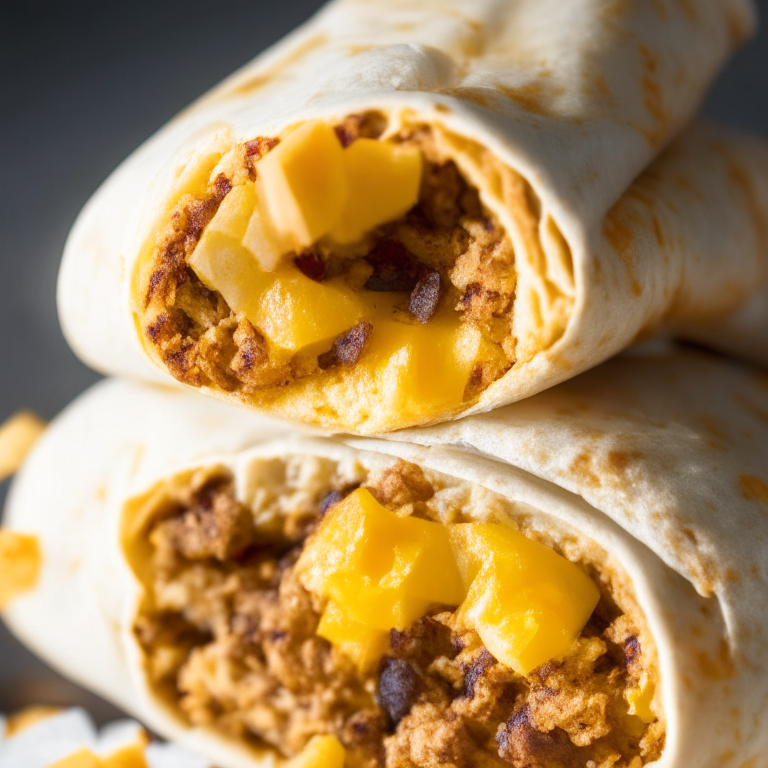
(3, 347, 767, 768)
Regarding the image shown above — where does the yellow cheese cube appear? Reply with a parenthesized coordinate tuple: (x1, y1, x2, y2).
(317, 599, 390, 671)
(450, 523, 600, 675)
(0, 531, 41, 609)
(288, 735, 346, 768)
(253, 270, 365, 352)
(298, 488, 465, 632)
(627, 679, 656, 723)
(366, 310, 480, 420)
(331, 139, 422, 243)
(48, 749, 101, 768)
(257, 121, 347, 247)
(102, 744, 149, 768)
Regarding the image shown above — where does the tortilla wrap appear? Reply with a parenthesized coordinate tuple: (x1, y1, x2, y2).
(56, 0, 765, 433)
(2, 345, 767, 768)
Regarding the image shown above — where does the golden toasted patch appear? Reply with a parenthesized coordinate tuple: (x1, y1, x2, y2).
(4, 706, 62, 738)
(739, 474, 768, 504)
(0, 531, 41, 609)
(0, 410, 46, 481)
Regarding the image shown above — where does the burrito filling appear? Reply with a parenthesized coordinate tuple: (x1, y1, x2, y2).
(130, 457, 663, 768)
(137, 113, 519, 426)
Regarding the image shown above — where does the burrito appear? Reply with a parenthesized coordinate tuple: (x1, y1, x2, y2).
(3, 346, 768, 768)
(56, 0, 767, 433)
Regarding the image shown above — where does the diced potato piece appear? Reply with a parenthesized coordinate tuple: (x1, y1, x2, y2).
(241, 194, 286, 272)
(257, 121, 347, 247)
(288, 735, 346, 768)
(317, 599, 390, 671)
(253, 270, 366, 352)
(0, 531, 41, 609)
(330, 139, 422, 243)
(206, 182, 257, 239)
(298, 488, 465, 632)
(49, 749, 101, 768)
(189, 230, 275, 324)
(450, 523, 600, 675)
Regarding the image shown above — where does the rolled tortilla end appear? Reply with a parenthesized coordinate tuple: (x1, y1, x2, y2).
(7, 360, 768, 768)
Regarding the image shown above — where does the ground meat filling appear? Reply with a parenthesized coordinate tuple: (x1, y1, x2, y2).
(134, 461, 664, 768)
(139, 113, 516, 400)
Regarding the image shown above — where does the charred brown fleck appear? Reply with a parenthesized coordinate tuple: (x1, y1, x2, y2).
(318, 322, 373, 370)
(377, 657, 422, 730)
(294, 251, 327, 282)
(364, 240, 419, 292)
(409, 269, 442, 323)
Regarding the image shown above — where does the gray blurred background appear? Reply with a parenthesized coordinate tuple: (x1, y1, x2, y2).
(1, 0, 767, 719)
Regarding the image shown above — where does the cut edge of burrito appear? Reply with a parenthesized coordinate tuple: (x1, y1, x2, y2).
(129, 107, 575, 434)
(118, 446, 664, 768)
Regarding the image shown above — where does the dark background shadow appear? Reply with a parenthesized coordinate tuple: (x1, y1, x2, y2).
(1, 0, 767, 719)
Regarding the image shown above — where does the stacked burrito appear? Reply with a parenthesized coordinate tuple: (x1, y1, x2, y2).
(3, 2, 768, 768)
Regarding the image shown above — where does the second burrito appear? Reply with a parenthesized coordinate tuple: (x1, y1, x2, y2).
(3, 345, 767, 768)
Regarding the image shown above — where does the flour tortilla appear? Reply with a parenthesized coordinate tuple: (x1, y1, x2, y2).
(56, 0, 766, 432)
(3, 346, 768, 767)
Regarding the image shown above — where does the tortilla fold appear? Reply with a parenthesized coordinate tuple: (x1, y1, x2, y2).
(56, 0, 768, 433)
(3, 345, 767, 768)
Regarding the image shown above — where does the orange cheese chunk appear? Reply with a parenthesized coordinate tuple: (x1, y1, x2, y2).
(298, 488, 464, 632)
(48, 749, 101, 768)
(257, 121, 347, 248)
(331, 139, 422, 243)
(365, 306, 483, 419)
(0, 531, 41, 609)
(450, 523, 600, 675)
(253, 269, 366, 352)
(317, 599, 390, 672)
(287, 735, 346, 768)
(0, 410, 46, 482)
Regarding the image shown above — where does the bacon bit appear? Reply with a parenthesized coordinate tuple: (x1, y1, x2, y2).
(318, 322, 373, 370)
(186, 198, 218, 241)
(377, 657, 422, 730)
(497, 706, 584, 768)
(624, 636, 640, 665)
(364, 240, 419, 292)
(212, 173, 233, 202)
(334, 125, 356, 148)
(319, 490, 345, 516)
(408, 269, 441, 323)
(294, 251, 327, 282)
(460, 648, 496, 699)
(245, 136, 280, 159)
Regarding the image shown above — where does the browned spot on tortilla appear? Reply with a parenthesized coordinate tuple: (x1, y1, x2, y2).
(649, 0, 668, 20)
(605, 450, 643, 473)
(651, 215, 664, 247)
(499, 82, 555, 118)
(698, 414, 728, 451)
(676, 0, 697, 23)
(221, 34, 328, 100)
(725, 5, 752, 46)
(568, 452, 601, 487)
(724, 567, 742, 586)
(739, 474, 768, 504)
(602, 213, 642, 296)
(440, 87, 495, 110)
(727, 159, 768, 256)
(694, 639, 736, 681)
(434, 103, 451, 114)
(638, 44, 668, 146)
